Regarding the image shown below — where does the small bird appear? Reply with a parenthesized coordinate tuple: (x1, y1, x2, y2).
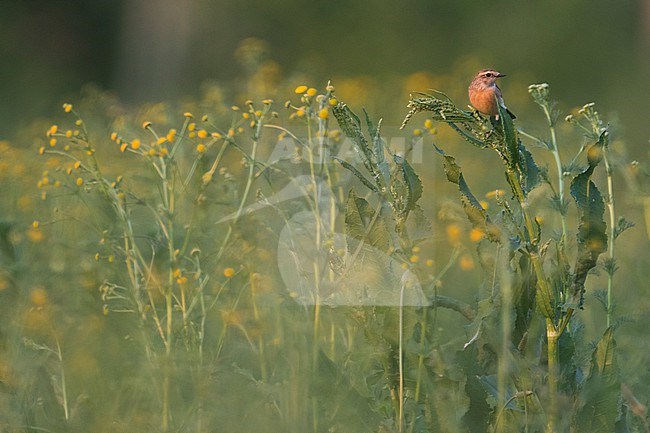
(468, 68, 516, 120)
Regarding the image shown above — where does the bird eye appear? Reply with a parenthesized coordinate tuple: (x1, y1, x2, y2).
(485, 72, 493, 78)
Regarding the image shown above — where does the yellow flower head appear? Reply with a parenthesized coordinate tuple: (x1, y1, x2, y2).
(469, 228, 484, 243)
(459, 254, 475, 271)
(446, 224, 461, 244)
(294, 85, 308, 94)
(131, 139, 141, 150)
(223, 267, 235, 278)
(318, 108, 329, 120)
(62, 103, 73, 113)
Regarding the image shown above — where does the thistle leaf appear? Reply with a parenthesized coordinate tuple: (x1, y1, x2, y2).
(574, 328, 620, 433)
(434, 145, 500, 242)
(333, 156, 378, 192)
(393, 154, 423, 211)
(567, 134, 608, 309)
(345, 190, 390, 252)
(498, 103, 519, 169)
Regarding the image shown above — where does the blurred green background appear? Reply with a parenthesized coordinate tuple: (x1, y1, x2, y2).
(2, 0, 649, 156)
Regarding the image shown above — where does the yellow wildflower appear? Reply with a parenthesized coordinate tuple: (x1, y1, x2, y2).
(294, 85, 308, 94)
(469, 228, 484, 243)
(459, 254, 475, 271)
(446, 224, 461, 244)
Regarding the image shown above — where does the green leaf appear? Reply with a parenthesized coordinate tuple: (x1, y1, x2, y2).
(393, 154, 423, 211)
(405, 205, 433, 243)
(364, 109, 390, 185)
(567, 135, 608, 309)
(332, 103, 375, 173)
(477, 375, 522, 411)
(574, 328, 620, 433)
(498, 103, 519, 169)
(433, 145, 500, 242)
(345, 190, 390, 252)
(333, 156, 378, 192)
(518, 144, 543, 193)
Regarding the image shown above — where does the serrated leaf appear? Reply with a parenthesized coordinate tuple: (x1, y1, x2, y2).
(394, 154, 423, 211)
(433, 145, 500, 242)
(477, 375, 521, 411)
(433, 143, 461, 183)
(332, 103, 375, 171)
(498, 103, 519, 169)
(518, 144, 542, 193)
(405, 205, 433, 243)
(567, 136, 608, 309)
(364, 110, 390, 185)
(574, 328, 620, 433)
(333, 156, 378, 192)
(345, 190, 390, 252)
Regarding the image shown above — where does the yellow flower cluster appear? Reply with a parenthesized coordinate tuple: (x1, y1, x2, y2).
(286, 84, 336, 122)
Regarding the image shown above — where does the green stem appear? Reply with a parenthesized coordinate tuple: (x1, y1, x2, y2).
(542, 106, 568, 245)
(506, 168, 559, 432)
(546, 321, 559, 433)
(602, 142, 616, 328)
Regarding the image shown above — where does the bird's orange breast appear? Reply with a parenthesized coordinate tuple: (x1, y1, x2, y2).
(469, 88, 498, 116)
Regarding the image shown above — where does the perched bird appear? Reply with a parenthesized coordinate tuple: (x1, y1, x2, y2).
(468, 68, 516, 120)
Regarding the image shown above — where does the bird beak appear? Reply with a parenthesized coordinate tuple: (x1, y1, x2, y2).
(496, 73, 506, 78)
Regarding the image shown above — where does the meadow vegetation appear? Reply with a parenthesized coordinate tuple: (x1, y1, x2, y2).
(1, 53, 649, 433)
